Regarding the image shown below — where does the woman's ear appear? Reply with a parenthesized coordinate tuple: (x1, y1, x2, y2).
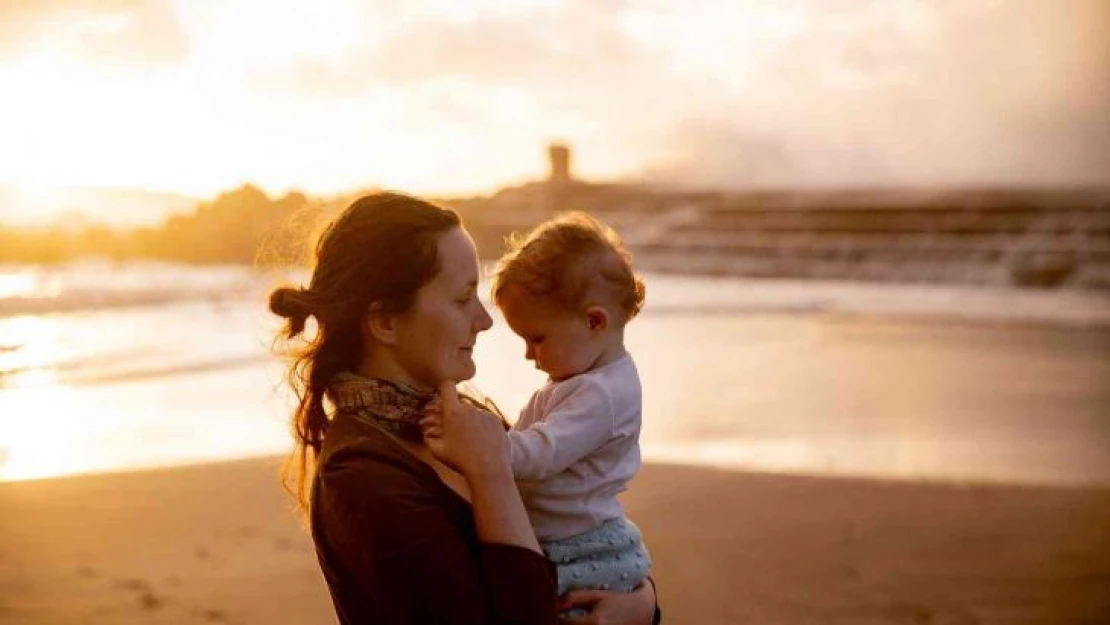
(364, 302, 399, 345)
(585, 306, 609, 333)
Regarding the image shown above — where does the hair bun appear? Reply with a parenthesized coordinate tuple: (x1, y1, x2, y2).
(269, 286, 312, 320)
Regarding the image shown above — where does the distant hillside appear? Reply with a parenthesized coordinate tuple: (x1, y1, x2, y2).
(444, 183, 1110, 290)
(0, 185, 324, 264)
(0, 185, 196, 228)
(2, 180, 1109, 290)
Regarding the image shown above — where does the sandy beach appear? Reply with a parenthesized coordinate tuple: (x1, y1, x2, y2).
(1, 458, 1107, 625)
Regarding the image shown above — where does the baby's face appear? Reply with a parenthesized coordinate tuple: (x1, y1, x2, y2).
(498, 287, 601, 382)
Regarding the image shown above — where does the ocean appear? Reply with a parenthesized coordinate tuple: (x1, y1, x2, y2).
(2, 261, 1108, 485)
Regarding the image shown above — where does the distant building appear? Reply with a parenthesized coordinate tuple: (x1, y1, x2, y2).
(548, 143, 572, 185)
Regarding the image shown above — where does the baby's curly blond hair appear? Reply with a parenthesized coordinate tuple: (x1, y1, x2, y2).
(491, 211, 645, 324)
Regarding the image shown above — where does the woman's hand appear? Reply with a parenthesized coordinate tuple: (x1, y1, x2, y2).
(421, 381, 510, 480)
(557, 579, 657, 625)
(423, 381, 544, 555)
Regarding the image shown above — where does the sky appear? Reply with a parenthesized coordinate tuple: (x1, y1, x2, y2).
(0, 0, 1108, 221)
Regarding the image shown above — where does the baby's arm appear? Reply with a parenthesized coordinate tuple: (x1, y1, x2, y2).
(508, 379, 615, 481)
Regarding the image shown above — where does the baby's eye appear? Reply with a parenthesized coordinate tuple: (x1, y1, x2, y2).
(531, 336, 545, 345)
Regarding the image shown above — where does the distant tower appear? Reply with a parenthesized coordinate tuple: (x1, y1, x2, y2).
(548, 143, 572, 185)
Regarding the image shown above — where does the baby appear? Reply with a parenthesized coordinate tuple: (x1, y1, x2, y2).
(490, 212, 652, 601)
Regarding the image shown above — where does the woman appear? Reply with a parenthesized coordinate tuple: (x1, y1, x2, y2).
(269, 192, 660, 624)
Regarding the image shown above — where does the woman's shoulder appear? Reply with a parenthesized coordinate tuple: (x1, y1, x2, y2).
(317, 413, 432, 489)
(312, 413, 473, 543)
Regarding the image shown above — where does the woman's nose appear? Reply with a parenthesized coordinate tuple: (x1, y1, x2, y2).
(525, 343, 535, 361)
(474, 301, 494, 332)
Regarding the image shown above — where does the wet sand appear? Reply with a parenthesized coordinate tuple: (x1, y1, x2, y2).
(1, 458, 1107, 624)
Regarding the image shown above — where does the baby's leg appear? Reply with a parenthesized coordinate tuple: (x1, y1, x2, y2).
(542, 517, 653, 614)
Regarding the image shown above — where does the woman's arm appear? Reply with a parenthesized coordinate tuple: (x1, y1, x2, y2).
(422, 383, 657, 624)
(317, 443, 557, 625)
(426, 381, 542, 554)
(468, 456, 543, 554)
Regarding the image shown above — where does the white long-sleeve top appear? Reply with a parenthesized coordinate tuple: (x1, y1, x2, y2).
(507, 353, 642, 541)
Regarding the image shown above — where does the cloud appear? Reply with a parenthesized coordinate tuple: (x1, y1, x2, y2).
(328, 0, 1110, 188)
(2, 0, 1105, 193)
(633, 0, 1110, 188)
(248, 1, 645, 99)
(371, 6, 636, 84)
(0, 0, 189, 66)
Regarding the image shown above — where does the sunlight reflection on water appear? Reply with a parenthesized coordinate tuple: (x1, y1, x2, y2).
(1, 269, 1108, 485)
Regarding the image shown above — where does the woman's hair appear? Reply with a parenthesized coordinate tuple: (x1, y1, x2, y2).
(269, 192, 460, 511)
(491, 211, 645, 323)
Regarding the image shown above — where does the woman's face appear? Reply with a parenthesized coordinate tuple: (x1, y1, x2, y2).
(391, 227, 493, 387)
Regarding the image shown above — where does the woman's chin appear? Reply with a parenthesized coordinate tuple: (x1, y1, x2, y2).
(450, 359, 477, 382)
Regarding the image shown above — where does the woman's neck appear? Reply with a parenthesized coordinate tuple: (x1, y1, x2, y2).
(355, 353, 434, 393)
(374, 418, 473, 503)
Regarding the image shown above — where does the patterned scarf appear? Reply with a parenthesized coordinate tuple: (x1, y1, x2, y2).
(327, 371, 437, 442)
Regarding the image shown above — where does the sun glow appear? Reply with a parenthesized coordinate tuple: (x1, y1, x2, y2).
(0, 0, 1106, 223)
(0, 1, 824, 206)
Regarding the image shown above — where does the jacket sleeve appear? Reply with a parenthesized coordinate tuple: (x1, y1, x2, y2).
(507, 378, 616, 481)
(318, 449, 558, 624)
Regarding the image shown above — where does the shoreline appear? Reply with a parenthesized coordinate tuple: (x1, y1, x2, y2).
(3, 265, 1110, 330)
(5, 453, 1110, 491)
(6, 438, 1110, 490)
(2, 457, 1108, 624)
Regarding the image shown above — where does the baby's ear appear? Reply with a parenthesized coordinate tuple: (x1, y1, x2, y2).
(585, 306, 609, 332)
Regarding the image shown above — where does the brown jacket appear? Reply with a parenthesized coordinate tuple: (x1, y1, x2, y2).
(310, 411, 559, 624)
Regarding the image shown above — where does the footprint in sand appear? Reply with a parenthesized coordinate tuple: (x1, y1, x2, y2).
(829, 603, 979, 625)
(232, 525, 259, 539)
(113, 578, 166, 611)
(75, 565, 98, 579)
(113, 579, 146, 591)
(196, 607, 229, 622)
(139, 590, 164, 611)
